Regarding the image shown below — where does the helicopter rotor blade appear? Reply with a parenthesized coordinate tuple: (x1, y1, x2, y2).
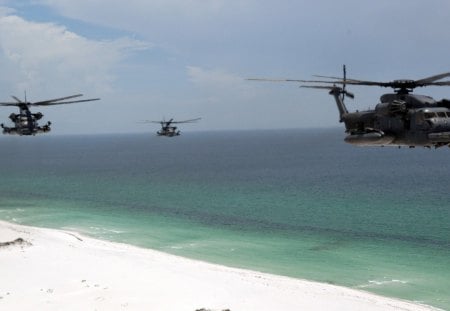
(426, 81, 450, 86)
(0, 94, 99, 108)
(171, 117, 201, 124)
(0, 102, 21, 106)
(0, 95, 24, 106)
(252, 77, 450, 91)
(139, 120, 172, 124)
(312, 75, 363, 84)
(141, 117, 201, 125)
(31, 94, 84, 105)
(300, 85, 336, 90)
(415, 72, 450, 84)
(305, 72, 450, 89)
(313, 75, 342, 80)
(247, 78, 306, 83)
(31, 98, 100, 106)
(249, 67, 450, 94)
(343, 90, 355, 99)
(301, 85, 354, 99)
(11, 96, 24, 103)
(309, 78, 393, 87)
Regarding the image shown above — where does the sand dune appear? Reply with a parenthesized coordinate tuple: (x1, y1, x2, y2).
(0, 220, 439, 311)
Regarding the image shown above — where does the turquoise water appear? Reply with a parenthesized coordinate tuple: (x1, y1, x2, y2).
(0, 129, 449, 309)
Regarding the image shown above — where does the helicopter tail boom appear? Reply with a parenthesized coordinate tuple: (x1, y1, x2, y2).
(301, 85, 349, 122)
(328, 87, 349, 122)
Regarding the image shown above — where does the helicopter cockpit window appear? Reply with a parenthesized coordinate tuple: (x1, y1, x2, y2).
(437, 112, 446, 118)
(424, 112, 436, 119)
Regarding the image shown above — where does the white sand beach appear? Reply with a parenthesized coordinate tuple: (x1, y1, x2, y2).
(0, 220, 439, 311)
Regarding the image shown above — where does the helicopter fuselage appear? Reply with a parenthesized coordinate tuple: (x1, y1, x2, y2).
(334, 91, 450, 148)
(1, 104, 50, 135)
(249, 67, 450, 148)
(1, 94, 99, 135)
(157, 125, 180, 137)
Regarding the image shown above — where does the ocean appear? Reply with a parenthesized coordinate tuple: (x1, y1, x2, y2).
(0, 128, 449, 309)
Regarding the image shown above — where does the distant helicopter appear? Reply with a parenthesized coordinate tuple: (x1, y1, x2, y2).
(141, 118, 201, 137)
(249, 66, 450, 148)
(0, 93, 100, 135)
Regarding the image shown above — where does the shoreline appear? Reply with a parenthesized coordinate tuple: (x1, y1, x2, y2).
(0, 220, 441, 311)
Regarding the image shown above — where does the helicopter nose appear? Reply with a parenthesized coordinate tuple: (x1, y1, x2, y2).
(429, 118, 450, 131)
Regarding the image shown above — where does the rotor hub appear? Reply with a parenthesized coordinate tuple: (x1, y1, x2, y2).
(393, 79, 415, 84)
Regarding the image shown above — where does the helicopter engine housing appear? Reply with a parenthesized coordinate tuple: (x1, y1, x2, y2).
(33, 112, 43, 120)
(9, 113, 17, 122)
(375, 100, 407, 116)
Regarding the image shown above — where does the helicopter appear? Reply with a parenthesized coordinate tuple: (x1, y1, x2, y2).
(248, 66, 450, 148)
(141, 118, 201, 137)
(0, 93, 100, 135)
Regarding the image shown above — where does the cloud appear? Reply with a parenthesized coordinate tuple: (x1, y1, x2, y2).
(0, 9, 149, 96)
(24, 0, 257, 50)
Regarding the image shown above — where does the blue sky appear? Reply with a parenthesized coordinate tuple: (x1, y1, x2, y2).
(1, 0, 450, 134)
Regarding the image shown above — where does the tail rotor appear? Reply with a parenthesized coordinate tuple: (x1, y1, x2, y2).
(340, 65, 355, 100)
(342, 65, 347, 102)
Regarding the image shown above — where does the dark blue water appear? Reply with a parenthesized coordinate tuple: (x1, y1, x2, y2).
(0, 129, 449, 309)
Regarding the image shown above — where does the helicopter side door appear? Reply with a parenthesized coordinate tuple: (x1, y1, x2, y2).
(374, 114, 404, 134)
(406, 109, 433, 145)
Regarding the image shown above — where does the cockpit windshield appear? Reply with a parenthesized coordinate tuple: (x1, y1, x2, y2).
(423, 111, 450, 119)
(424, 112, 436, 119)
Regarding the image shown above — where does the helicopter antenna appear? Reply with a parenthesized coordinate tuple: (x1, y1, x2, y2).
(24, 91, 27, 104)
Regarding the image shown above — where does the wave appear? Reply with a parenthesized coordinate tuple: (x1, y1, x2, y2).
(61, 226, 125, 235)
(166, 243, 198, 250)
(89, 226, 126, 234)
(0, 208, 25, 213)
(356, 278, 408, 288)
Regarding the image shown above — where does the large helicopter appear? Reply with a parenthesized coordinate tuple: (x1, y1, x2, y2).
(0, 94, 100, 135)
(249, 66, 450, 148)
(141, 118, 201, 137)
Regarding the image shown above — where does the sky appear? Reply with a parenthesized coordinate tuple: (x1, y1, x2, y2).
(1, 0, 450, 135)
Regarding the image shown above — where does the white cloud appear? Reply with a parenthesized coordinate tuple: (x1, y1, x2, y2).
(26, 0, 257, 49)
(0, 10, 149, 96)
